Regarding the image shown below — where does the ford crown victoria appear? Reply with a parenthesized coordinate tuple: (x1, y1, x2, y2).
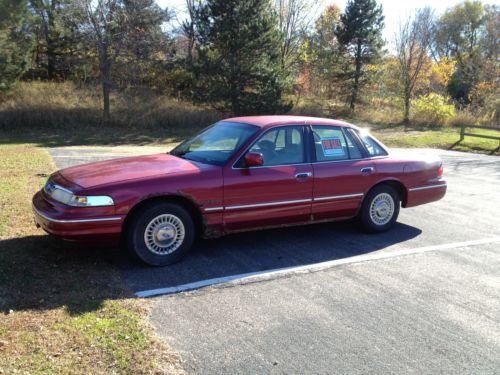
(33, 116, 447, 265)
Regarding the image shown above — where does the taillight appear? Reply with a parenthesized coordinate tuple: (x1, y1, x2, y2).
(437, 165, 444, 177)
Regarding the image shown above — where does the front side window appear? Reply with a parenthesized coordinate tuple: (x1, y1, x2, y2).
(170, 121, 259, 165)
(246, 126, 305, 166)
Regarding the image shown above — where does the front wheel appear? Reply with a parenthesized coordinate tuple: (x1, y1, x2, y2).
(359, 185, 400, 233)
(126, 202, 195, 266)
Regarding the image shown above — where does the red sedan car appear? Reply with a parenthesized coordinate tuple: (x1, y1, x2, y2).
(33, 116, 447, 265)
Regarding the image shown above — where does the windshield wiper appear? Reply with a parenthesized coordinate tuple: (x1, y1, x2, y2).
(170, 150, 186, 157)
(173, 152, 197, 162)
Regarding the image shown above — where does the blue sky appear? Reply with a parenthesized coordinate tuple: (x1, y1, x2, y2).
(156, 0, 498, 44)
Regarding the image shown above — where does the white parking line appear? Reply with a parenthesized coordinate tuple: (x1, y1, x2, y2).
(135, 237, 500, 298)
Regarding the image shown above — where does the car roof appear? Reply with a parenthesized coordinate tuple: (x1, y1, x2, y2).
(222, 115, 360, 130)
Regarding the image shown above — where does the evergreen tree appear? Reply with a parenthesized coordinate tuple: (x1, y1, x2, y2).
(336, 0, 384, 110)
(29, 0, 76, 80)
(0, 0, 34, 91)
(115, 0, 171, 88)
(309, 4, 351, 100)
(192, 0, 291, 115)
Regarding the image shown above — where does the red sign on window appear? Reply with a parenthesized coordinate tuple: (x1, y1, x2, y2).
(321, 138, 341, 150)
(320, 137, 345, 156)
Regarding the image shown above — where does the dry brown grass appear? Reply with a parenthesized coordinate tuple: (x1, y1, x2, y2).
(0, 81, 222, 132)
(0, 144, 185, 374)
(0, 82, 497, 154)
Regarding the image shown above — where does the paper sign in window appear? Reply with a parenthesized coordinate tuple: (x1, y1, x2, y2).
(321, 137, 345, 156)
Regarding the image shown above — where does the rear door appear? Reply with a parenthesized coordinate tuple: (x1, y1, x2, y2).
(222, 125, 313, 230)
(310, 125, 377, 220)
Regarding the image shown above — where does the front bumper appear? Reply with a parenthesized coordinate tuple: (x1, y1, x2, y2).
(32, 191, 125, 242)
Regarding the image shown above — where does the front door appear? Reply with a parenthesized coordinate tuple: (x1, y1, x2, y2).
(223, 125, 313, 231)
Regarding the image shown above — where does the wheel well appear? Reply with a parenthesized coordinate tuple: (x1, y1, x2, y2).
(122, 195, 204, 237)
(370, 180, 408, 206)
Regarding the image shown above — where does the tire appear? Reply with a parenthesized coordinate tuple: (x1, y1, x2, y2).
(359, 184, 400, 233)
(126, 202, 195, 266)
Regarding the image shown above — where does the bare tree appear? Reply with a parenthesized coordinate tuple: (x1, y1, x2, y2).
(72, 0, 127, 121)
(395, 8, 434, 124)
(182, 0, 202, 64)
(275, 0, 317, 70)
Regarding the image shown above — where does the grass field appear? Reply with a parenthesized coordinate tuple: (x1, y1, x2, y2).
(370, 125, 500, 155)
(0, 144, 184, 374)
(1, 82, 498, 154)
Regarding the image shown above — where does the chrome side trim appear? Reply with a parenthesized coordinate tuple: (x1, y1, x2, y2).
(231, 156, 388, 170)
(232, 162, 308, 170)
(225, 198, 312, 211)
(408, 183, 447, 192)
(204, 206, 224, 212)
(32, 204, 122, 224)
(313, 193, 364, 202)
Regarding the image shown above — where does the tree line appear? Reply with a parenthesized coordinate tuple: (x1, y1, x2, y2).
(0, 0, 498, 124)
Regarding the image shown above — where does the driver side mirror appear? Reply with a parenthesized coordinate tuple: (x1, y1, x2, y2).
(244, 152, 264, 167)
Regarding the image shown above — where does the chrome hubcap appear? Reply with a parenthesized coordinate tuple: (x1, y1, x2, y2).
(144, 214, 185, 255)
(369, 193, 395, 226)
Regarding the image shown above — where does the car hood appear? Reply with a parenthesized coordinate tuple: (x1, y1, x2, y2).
(59, 153, 205, 189)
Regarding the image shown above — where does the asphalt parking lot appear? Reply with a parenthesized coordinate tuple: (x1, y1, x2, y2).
(47, 146, 500, 374)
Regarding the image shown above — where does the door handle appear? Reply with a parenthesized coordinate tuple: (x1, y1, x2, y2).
(295, 172, 312, 179)
(361, 167, 374, 174)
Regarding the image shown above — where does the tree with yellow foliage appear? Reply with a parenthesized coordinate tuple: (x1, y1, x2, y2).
(429, 58, 456, 93)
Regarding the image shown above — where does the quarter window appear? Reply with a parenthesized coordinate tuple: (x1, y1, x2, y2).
(247, 126, 305, 166)
(344, 129, 364, 159)
(358, 133, 387, 156)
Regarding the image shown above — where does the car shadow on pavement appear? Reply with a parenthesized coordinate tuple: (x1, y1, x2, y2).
(116, 221, 422, 293)
(0, 221, 420, 313)
(0, 234, 127, 315)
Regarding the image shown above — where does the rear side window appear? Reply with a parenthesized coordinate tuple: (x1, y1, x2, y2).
(312, 126, 348, 161)
(312, 126, 365, 161)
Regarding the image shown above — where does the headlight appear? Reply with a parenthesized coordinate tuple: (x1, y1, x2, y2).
(44, 180, 114, 207)
(68, 195, 114, 207)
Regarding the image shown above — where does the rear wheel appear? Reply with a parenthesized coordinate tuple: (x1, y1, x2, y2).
(126, 202, 195, 266)
(359, 185, 400, 233)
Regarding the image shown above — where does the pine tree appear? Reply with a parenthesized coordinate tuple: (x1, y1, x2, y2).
(29, 0, 81, 80)
(0, 0, 33, 91)
(309, 5, 352, 100)
(336, 0, 384, 110)
(192, 0, 291, 115)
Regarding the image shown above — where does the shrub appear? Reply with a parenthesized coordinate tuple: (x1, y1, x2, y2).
(411, 93, 455, 126)
(448, 109, 478, 127)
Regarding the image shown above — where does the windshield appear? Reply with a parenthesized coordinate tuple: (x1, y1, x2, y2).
(170, 121, 259, 166)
